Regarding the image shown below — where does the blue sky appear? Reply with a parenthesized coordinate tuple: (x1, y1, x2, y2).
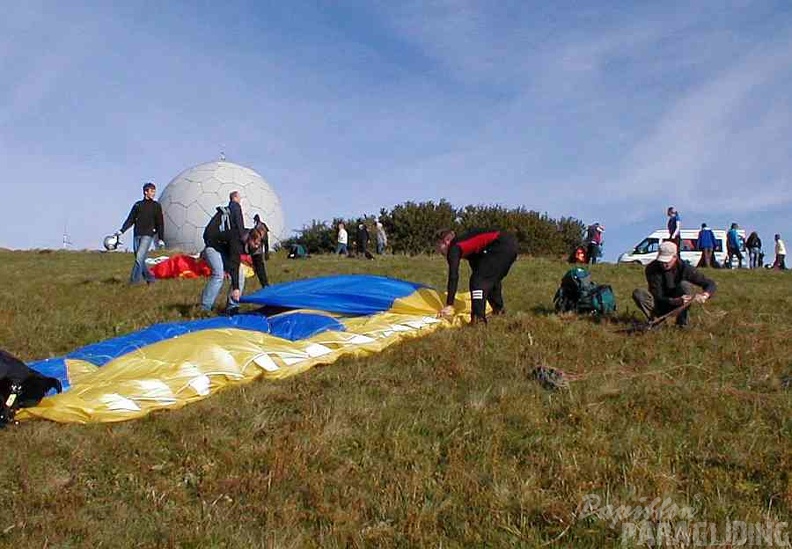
(1, 1, 791, 261)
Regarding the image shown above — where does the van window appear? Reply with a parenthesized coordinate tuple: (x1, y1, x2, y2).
(681, 238, 697, 252)
(635, 238, 659, 254)
(714, 239, 723, 253)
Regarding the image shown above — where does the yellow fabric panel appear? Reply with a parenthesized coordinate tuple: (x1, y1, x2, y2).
(17, 307, 473, 424)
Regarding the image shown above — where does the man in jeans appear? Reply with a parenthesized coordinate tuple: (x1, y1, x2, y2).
(200, 207, 265, 315)
(117, 182, 164, 285)
(632, 241, 716, 327)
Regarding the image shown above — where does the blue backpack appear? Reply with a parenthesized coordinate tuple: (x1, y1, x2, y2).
(554, 268, 616, 316)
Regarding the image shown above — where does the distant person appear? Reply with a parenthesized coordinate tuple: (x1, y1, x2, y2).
(697, 223, 716, 268)
(435, 228, 518, 324)
(666, 206, 681, 254)
(746, 231, 762, 269)
(585, 222, 604, 264)
(356, 223, 374, 259)
(336, 222, 348, 256)
(375, 220, 388, 255)
(773, 234, 787, 270)
(117, 181, 164, 285)
(251, 214, 270, 288)
(632, 241, 716, 328)
(227, 191, 246, 246)
(726, 222, 743, 269)
(200, 207, 266, 315)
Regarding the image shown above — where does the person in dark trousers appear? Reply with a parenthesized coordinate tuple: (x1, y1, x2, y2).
(200, 208, 266, 315)
(746, 231, 762, 269)
(435, 228, 518, 324)
(585, 222, 604, 264)
(117, 182, 164, 285)
(726, 222, 743, 269)
(356, 223, 374, 259)
(632, 241, 716, 327)
(227, 191, 246, 245)
(697, 223, 716, 267)
(666, 206, 681, 255)
(250, 214, 270, 288)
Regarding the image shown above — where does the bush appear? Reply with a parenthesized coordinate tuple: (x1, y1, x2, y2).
(287, 201, 585, 258)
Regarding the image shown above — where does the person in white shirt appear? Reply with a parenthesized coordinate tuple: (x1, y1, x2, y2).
(773, 233, 786, 270)
(336, 222, 349, 256)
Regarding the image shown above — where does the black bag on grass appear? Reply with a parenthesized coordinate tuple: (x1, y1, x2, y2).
(0, 349, 62, 427)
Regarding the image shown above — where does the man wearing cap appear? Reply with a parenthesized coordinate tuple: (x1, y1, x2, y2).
(632, 241, 716, 327)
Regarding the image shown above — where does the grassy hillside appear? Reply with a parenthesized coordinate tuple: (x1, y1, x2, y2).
(1, 249, 790, 547)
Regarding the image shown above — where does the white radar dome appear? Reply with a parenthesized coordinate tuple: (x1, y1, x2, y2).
(159, 161, 286, 253)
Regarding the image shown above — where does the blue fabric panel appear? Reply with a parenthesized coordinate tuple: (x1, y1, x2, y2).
(241, 274, 425, 315)
(28, 315, 271, 391)
(267, 312, 346, 341)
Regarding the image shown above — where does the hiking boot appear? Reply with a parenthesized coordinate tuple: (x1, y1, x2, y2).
(491, 308, 506, 316)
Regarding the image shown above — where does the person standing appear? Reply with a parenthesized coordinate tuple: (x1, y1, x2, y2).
(435, 228, 518, 324)
(117, 182, 164, 285)
(336, 222, 348, 256)
(227, 191, 245, 243)
(697, 223, 716, 268)
(727, 222, 743, 269)
(585, 222, 604, 265)
(746, 231, 762, 269)
(773, 234, 787, 270)
(356, 223, 374, 259)
(375, 220, 388, 255)
(666, 206, 681, 254)
(632, 241, 716, 328)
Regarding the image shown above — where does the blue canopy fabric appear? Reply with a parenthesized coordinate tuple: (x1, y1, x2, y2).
(241, 274, 426, 315)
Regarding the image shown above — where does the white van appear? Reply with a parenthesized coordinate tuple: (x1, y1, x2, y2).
(618, 228, 747, 267)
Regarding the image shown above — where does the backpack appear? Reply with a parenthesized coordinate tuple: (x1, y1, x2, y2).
(217, 206, 232, 233)
(553, 267, 616, 316)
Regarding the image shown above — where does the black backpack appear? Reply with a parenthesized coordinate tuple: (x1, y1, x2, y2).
(553, 268, 616, 316)
(0, 349, 62, 427)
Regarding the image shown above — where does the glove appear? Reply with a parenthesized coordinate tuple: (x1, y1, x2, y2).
(157, 240, 166, 249)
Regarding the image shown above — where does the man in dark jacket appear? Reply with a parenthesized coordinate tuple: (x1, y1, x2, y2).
(200, 207, 265, 314)
(356, 223, 374, 259)
(632, 241, 716, 327)
(118, 182, 164, 284)
(435, 228, 518, 324)
(697, 223, 716, 267)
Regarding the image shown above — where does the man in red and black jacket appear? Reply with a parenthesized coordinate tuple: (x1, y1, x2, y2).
(435, 228, 518, 323)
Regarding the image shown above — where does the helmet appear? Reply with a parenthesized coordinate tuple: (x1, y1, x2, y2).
(103, 234, 120, 251)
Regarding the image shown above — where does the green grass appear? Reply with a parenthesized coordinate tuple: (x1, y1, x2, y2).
(1, 249, 791, 547)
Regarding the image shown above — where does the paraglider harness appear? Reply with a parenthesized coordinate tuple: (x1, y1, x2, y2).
(0, 349, 62, 427)
(553, 267, 616, 316)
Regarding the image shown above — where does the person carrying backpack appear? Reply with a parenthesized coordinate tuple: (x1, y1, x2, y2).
(585, 223, 604, 265)
(200, 205, 266, 315)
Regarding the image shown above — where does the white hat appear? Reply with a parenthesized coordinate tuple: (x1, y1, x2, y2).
(657, 241, 677, 263)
